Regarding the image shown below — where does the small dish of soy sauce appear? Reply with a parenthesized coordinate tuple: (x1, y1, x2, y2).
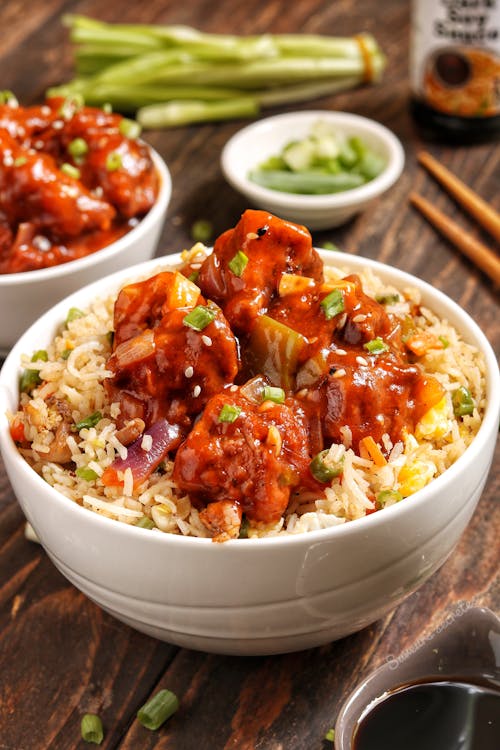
(334, 606, 500, 750)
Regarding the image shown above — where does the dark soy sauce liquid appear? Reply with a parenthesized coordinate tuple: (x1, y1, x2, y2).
(352, 679, 500, 750)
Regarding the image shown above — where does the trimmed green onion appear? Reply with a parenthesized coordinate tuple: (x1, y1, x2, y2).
(0, 90, 18, 106)
(439, 335, 450, 349)
(61, 348, 72, 360)
(61, 162, 81, 179)
(377, 489, 402, 506)
(183, 305, 216, 331)
(105, 151, 122, 171)
(320, 289, 344, 320)
(66, 307, 85, 324)
(452, 386, 475, 417)
(262, 385, 285, 404)
(310, 449, 343, 483)
(363, 337, 389, 354)
(325, 728, 335, 742)
(322, 241, 340, 252)
(81, 713, 104, 744)
(228, 250, 249, 277)
(136, 516, 155, 529)
(13, 156, 27, 167)
(239, 516, 250, 539)
(73, 411, 103, 432)
(137, 689, 179, 730)
(76, 467, 99, 481)
(218, 403, 242, 423)
(190, 219, 213, 243)
(375, 293, 400, 305)
(119, 117, 142, 139)
(58, 94, 84, 120)
(68, 137, 88, 158)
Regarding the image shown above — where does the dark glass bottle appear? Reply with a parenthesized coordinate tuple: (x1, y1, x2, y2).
(410, 0, 500, 143)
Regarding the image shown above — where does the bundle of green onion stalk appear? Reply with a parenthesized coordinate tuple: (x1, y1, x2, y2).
(47, 15, 386, 128)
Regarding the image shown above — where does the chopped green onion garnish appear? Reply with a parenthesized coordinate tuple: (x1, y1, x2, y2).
(119, 117, 142, 139)
(262, 385, 285, 404)
(228, 250, 249, 277)
(322, 241, 340, 252)
(106, 331, 114, 347)
(102, 103, 113, 114)
(81, 713, 104, 744)
(187, 270, 199, 283)
(310, 449, 343, 483)
(320, 289, 344, 320)
(13, 156, 27, 167)
(363, 337, 389, 354)
(32, 350, 48, 362)
(76, 467, 99, 481)
(61, 162, 81, 179)
(375, 293, 400, 305)
(137, 689, 179, 731)
(20, 369, 41, 394)
(325, 728, 335, 742)
(68, 137, 88, 158)
(73, 411, 102, 432)
(66, 307, 85, 324)
(439, 335, 450, 349)
(183, 305, 216, 331)
(218, 403, 242, 423)
(452, 386, 475, 417)
(61, 348, 72, 360)
(377, 489, 402, 506)
(136, 516, 155, 530)
(190, 219, 213, 243)
(105, 151, 122, 171)
(239, 516, 250, 538)
(0, 90, 18, 106)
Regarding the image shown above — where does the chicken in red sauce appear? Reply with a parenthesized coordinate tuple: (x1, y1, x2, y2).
(99, 210, 445, 540)
(0, 96, 158, 274)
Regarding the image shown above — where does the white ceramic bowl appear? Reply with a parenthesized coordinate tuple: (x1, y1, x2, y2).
(0, 250, 498, 656)
(0, 148, 171, 355)
(221, 111, 405, 230)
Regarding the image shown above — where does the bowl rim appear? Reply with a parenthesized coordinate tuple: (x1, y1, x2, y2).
(221, 110, 405, 211)
(0, 248, 498, 549)
(0, 145, 172, 287)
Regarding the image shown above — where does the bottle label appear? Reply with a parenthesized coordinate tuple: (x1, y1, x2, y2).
(410, 0, 500, 118)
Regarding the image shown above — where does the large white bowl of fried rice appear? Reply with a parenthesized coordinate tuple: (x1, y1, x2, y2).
(0, 248, 498, 655)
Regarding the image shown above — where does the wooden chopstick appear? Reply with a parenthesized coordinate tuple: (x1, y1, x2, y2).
(410, 192, 500, 286)
(418, 151, 500, 243)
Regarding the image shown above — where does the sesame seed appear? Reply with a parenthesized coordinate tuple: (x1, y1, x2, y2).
(335, 348, 347, 355)
(3, 155, 13, 167)
(41, 105, 51, 116)
(93, 186, 104, 198)
(356, 356, 368, 366)
(171, 215, 182, 226)
(246, 231, 259, 240)
(333, 368, 346, 378)
(230, 384, 238, 392)
(337, 313, 347, 329)
(34, 139, 44, 149)
(201, 335, 212, 346)
(184, 366, 194, 378)
(33, 235, 51, 252)
(352, 313, 367, 323)
(52, 120, 64, 130)
(193, 385, 201, 397)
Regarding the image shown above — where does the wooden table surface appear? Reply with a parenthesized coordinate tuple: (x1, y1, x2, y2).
(0, 1, 498, 748)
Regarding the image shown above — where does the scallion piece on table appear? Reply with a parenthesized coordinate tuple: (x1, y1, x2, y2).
(325, 728, 335, 742)
(320, 289, 344, 320)
(228, 250, 249, 277)
(61, 162, 81, 179)
(183, 305, 216, 331)
(218, 403, 242, 423)
(137, 689, 179, 730)
(452, 386, 475, 417)
(363, 337, 389, 354)
(190, 219, 213, 243)
(73, 411, 103, 432)
(105, 151, 122, 171)
(0, 90, 18, 106)
(68, 137, 88, 157)
(81, 713, 104, 744)
(310, 450, 343, 483)
(262, 385, 285, 404)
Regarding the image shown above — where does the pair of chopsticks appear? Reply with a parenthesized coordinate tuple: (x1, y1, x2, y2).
(410, 151, 500, 286)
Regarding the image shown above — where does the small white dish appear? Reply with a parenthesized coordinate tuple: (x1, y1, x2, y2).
(221, 110, 405, 230)
(0, 147, 171, 355)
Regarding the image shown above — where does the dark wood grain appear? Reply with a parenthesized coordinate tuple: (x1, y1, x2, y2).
(0, 1, 498, 748)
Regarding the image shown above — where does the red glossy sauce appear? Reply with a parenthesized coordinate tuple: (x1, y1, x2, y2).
(0, 97, 158, 274)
